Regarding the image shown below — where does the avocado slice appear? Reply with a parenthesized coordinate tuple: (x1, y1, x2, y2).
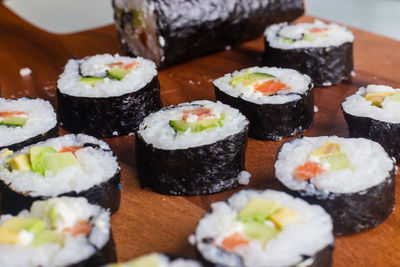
(169, 114, 224, 133)
(0, 228, 20, 244)
(10, 154, 31, 171)
(131, 9, 144, 27)
(230, 72, 276, 87)
(270, 208, 299, 230)
(30, 146, 57, 175)
(42, 152, 79, 174)
(109, 253, 161, 267)
(389, 91, 400, 102)
(0, 116, 28, 127)
(79, 77, 104, 86)
(107, 67, 131, 81)
(243, 221, 279, 245)
(1, 218, 46, 236)
(309, 142, 340, 158)
(31, 230, 64, 246)
(365, 92, 394, 107)
(238, 199, 281, 223)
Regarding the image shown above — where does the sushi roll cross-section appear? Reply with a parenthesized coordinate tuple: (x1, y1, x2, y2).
(0, 197, 116, 267)
(275, 136, 396, 235)
(214, 67, 314, 141)
(0, 134, 121, 215)
(264, 20, 354, 87)
(136, 100, 249, 195)
(104, 253, 202, 267)
(0, 98, 58, 151)
(57, 54, 162, 137)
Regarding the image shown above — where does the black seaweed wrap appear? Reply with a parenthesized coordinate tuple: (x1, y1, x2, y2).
(113, 0, 304, 67)
(1, 171, 121, 215)
(57, 76, 161, 138)
(342, 106, 400, 162)
(263, 42, 353, 87)
(136, 126, 248, 195)
(215, 85, 314, 141)
(0, 125, 59, 152)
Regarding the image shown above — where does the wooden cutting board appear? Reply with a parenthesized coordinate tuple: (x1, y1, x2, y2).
(1, 4, 400, 266)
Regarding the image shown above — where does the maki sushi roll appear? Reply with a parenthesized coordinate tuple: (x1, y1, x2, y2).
(104, 253, 202, 267)
(274, 136, 396, 235)
(263, 20, 354, 87)
(136, 100, 249, 195)
(0, 98, 58, 151)
(57, 54, 162, 137)
(193, 189, 334, 267)
(0, 197, 116, 266)
(0, 134, 121, 215)
(342, 84, 400, 162)
(214, 67, 313, 141)
(113, 0, 304, 67)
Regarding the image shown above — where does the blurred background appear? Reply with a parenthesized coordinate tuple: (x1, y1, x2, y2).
(3, 0, 400, 40)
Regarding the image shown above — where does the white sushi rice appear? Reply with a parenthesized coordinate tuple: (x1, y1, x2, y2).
(195, 190, 333, 267)
(342, 85, 400, 123)
(0, 197, 110, 267)
(275, 136, 394, 194)
(0, 134, 120, 197)
(265, 20, 354, 49)
(0, 98, 57, 148)
(138, 100, 249, 150)
(57, 54, 157, 97)
(214, 67, 311, 105)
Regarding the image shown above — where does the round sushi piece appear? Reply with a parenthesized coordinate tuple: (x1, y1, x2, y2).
(57, 54, 162, 137)
(0, 134, 121, 215)
(342, 84, 400, 162)
(263, 20, 354, 87)
(214, 67, 313, 141)
(0, 197, 116, 267)
(136, 100, 249, 195)
(104, 253, 202, 267)
(0, 98, 58, 151)
(274, 136, 396, 235)
(194, 189, 334, 267)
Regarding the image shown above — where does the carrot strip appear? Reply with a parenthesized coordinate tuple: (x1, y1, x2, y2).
(58, 146, 83, 156)
(0, 111, 28, 118)
(107, 61, 139, 69)
(221, 232, 249, 251)
(182, 107, 214, 120)
(254, 80, 288, 95)
(293, 161, 326, 181)
(63, 220, 92, 237)
(309, 27, 328, 33)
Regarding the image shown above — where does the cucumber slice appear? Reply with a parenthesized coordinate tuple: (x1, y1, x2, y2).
(30, 146, 57, 176)
(230, 72, 275, 87)
(169, 114, 224, 133)
(243, 221, 279, 245)
(0, 116, 28, 127)
(107, 67, 131, 81)
(79, 77, 104, 86)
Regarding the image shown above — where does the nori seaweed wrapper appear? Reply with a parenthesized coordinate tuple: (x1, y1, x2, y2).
(342, 106, 400, 162)
(136, 126, 249, 195)
(1, 171, 121, 215)
(263, 41, 353, 87)
(57, 76, 161, 138)
(215, 85, 314, 141)
(113, 0, 304, 67)
(0, 125, 59, 152)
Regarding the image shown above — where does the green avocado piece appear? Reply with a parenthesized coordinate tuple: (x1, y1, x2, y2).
(169, 114, 224, 133)
(322, 153, 352, 171)
(30, 146, 57, 175)
(283, 38, 296, 44)
(43, 152, 79, 174)
(79, 77, 104, 86)
(243, 221, 279, 245)
(131, 9, 144, 27)
(0, 228, 20, 244)
(389, 91, 400, 102)
(1, 218, 45, 236)
(110, 253, 161, 267)
(31, 230, 65, 246)
(230, 72, 276, 87)
(0, 116, 28, 127)
(238, 199, 281, 223)
(10, 154, 31, 171)
(107, 67, 131, 81)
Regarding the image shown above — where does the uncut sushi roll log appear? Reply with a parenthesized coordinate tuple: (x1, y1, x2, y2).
(342, 84, 400, 162)
(113, 0, 304, 67)
(0, 197, 116, 267)
(264, 20, 354, 87)
(57, 54, 162, 137)
(136, 100, 249, 195)
(193, 189, 334, 267)
(274, 136, 396, 235)
(214, 67, 314, 141)
(104, 253, 202, 267)
(0, 98, 58, 151)
(0, 134, 121, 215)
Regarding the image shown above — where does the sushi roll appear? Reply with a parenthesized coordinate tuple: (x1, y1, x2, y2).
(0, 134, 121, 215)
(274, 136, 396, 235)
(193, 189, 334, 267)
(57, 54, 162, 137)
(104, 253, 202, 267)
(0, 197, 116, 267)
(136, 100, 249, 195)
(113, 0, 304, 67)
(214, 67, 314, 141)
(263, 20, 354, 87)
(0, 98, 58, 151)
(342, 84, 400, 162)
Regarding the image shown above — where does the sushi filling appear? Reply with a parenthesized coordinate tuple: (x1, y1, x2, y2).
(0, 197, 110, 267)
(105, 253, 201, 267)
(0, 111, 29, 128)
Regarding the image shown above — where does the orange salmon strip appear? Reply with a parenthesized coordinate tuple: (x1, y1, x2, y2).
(63, 220, 92, 237)
(309, 27, 328, 33)
(182, 107, 214, 120)
(58, 146, 83, 156)
(254, 80, 288, 95)
(293, 161, 326, 181)
(0, 111, 28, 118)
(107, 61, 139, 69)
(221, 232, 249, 251)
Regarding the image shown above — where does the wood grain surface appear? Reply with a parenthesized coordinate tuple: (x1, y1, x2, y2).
(1, 4, 400, 266)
